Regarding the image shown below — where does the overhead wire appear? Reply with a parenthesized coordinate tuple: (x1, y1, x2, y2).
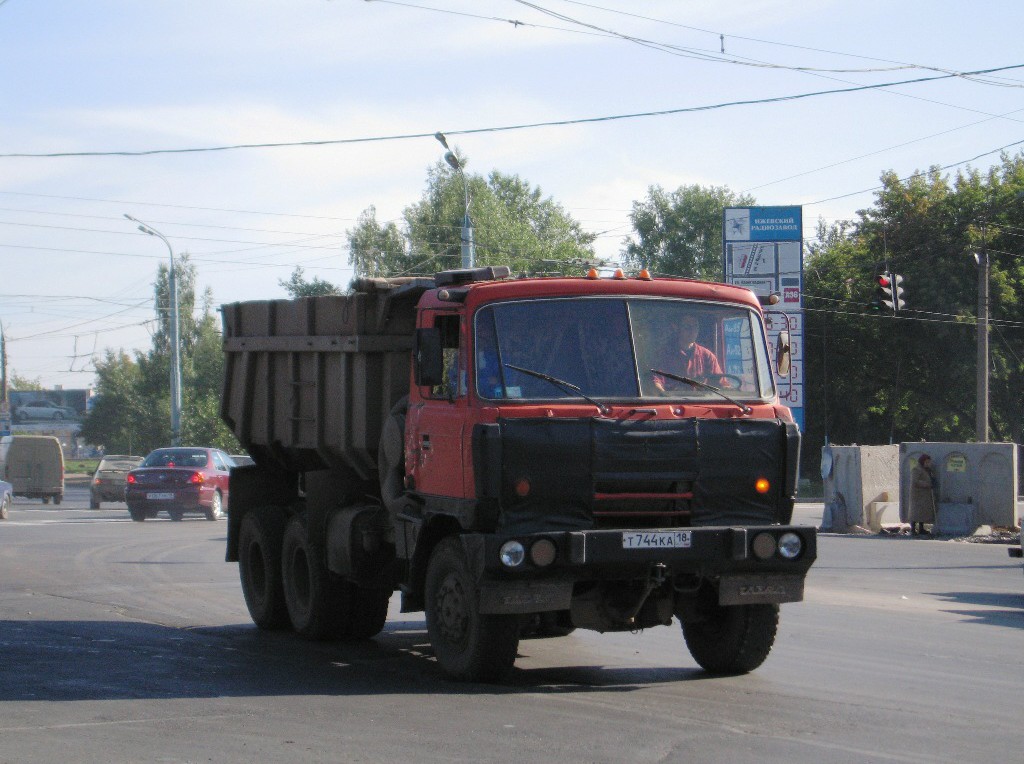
(2, 64, 1022, 160)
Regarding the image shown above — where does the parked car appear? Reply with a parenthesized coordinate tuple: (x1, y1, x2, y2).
(0, 479, 12, 520)
(125, 447, 235, 522)
(89, 454, 144, 508)
(13, 400, 78, 422)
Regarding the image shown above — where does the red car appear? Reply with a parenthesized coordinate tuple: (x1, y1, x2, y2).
(125, 447, 234, 522)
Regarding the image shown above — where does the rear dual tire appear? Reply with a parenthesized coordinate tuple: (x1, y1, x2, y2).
(238, 508, 290, 630)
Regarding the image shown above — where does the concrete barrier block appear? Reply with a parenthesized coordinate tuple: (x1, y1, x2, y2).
(867, 501, 898, 532)
(935, 503, 975, 536)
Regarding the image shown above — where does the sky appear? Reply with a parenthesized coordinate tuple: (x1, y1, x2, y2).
(2, 0, 1023, 392)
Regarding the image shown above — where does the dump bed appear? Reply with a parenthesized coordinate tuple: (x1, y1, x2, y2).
(220, 278, 432, 477)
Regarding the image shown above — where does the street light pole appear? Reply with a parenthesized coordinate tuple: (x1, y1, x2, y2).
(124, 214, 182, 446)
(976, 218, 989, 442)
(434, 132, 475, 269)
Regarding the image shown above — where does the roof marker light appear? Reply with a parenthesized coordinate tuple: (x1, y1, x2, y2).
(586, 268, 599, 279)
(613, 268, 626, 279)
(638, 269, 652, 280)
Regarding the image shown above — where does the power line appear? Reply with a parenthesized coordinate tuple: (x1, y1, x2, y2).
(806, 136, 1024, 206)
(2, 64, 1022, 160)
(555, 0, 1024, 85)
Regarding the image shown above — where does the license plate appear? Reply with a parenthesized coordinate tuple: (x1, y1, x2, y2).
(622, 531, 692, 549)
(146, 492, 175, 500)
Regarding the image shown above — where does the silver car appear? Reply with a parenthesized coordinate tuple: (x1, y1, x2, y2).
(14, 400, 78, 422)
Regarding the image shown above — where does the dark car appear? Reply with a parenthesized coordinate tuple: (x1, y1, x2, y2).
(125, 447, 234, 522)
(0, 479, 12, 520)
(90, 454, 144, 508)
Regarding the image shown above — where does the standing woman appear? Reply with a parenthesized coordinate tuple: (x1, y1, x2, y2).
(909, 454, 937, 535)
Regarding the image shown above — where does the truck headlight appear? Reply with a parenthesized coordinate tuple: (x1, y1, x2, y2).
(499, 540, 526, 568)
(778, 532, 803, 559)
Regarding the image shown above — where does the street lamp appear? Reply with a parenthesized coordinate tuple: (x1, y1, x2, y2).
(124, 213, 182, 446)
(434, 132, 475, 269)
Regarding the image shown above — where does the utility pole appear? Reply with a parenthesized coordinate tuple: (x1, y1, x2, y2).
(0, 322, 8, 435)
(976, 218, 989, 442)
(124, 214, 183, 446)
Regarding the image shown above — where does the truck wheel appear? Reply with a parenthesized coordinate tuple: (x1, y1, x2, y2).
(42, 496, 50, 505)
(682, 602, 779, 674)
(53, 495, 62, 506)
(342, 585, 391, 640)
(281, 514, 345, 639)
(128, 507, 146, 522)
(0, 495, 9, 520)
(238, 508, 290, 630)
(425, 537, 520, 682)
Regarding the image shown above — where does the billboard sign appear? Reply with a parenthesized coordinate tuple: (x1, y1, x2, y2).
(723, 206, 805, 431)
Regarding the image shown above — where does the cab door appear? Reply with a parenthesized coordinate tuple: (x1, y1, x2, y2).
(406, 311, 467, 499)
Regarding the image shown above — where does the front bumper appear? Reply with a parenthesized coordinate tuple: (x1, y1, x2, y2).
(463, 524, 817, 613)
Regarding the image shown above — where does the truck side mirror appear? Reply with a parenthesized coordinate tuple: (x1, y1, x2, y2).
(414, 328, 444, 387)
(776, 330, 792, 376)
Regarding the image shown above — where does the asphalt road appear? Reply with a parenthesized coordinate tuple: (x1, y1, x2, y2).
(1, 487, 1021, 764)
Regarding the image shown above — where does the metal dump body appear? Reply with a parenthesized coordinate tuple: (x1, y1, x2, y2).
(220, 278, 432, 477)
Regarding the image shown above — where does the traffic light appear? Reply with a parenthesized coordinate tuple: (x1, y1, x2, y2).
(866, 271, 892, 313)
(890, 273, 905, 312)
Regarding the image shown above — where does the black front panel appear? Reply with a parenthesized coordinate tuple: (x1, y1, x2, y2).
(475, 416, 795, 533)
(691, 419, 786, 525)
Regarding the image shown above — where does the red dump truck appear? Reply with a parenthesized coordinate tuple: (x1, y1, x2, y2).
(221, 265, 816, 681)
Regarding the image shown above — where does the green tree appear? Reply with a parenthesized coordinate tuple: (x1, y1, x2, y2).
(81, 256, 238, 453)
(279, 266, 343, 298)
(802, 153, 1024, 479)
(78, 350, 158, 455)
(9, 373, 42, 390)
(347, 156, 597, 279)
(623, 184, 756, 280)
(346, 205, 408, 279)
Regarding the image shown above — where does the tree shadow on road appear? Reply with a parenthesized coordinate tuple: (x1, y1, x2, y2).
(929, 590, 1024, 629)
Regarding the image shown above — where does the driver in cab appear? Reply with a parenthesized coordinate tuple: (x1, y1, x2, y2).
(652, 314, 727, 393)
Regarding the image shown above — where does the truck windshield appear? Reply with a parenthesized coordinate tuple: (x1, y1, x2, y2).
(474, 297, 775, 402)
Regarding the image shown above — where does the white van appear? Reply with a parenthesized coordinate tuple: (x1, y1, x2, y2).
(0, 435, 65, 504)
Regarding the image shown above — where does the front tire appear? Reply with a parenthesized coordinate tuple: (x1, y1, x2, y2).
(425, 537, 520, 682)
(281, 514, 345, 639)
(238, 508, 290, 630)
(0, 495, 9, 520)
(128, 507, 146, 522)
(682, 602, 779, 674)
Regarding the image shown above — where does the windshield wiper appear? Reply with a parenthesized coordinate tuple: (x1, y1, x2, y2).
(504, 363, 610, 415)
(650, 369, 752, 415)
